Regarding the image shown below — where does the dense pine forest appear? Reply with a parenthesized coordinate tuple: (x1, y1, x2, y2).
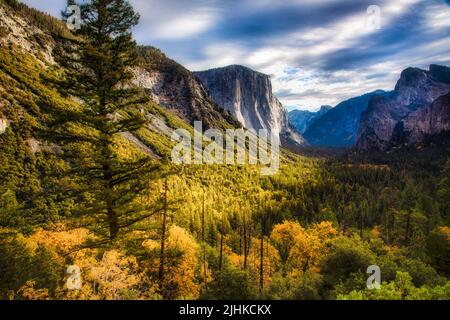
(0, 0, 449, 300)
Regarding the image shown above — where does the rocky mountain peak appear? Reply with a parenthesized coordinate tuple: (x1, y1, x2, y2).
(357, 65, 450, 151)
(194, 65, 306, 146)
(395, 67, 428, 88)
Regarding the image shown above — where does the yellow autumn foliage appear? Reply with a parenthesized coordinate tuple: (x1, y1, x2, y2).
(85, 250, 142, 300)
(17, 281, 50, 300)
(165, 225, 200, 299)
(223, 236, 280, 288)
(270, 220, 337, 274)
(143, 225, 201, 299)
(271, 220, 304, 262)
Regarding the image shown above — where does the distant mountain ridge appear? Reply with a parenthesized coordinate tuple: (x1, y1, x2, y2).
(289, 105, 331, 134)
(304, 90, 389, 147)
(2, 0, 448, 155)
(194, 65, 306, 146)
(357, 65, 450, 150)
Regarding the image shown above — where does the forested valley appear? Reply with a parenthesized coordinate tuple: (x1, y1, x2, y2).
(0, 0, 449, 300)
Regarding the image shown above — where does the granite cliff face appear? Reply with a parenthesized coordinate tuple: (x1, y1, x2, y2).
(391, 92, 450, 145)
(194, 65, 306, 146)
(304, 91, 388, 147)
(289, 105, 331, 134)
(357, 65, 450, 150)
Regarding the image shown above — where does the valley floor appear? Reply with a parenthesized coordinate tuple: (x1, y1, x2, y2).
(1, 143, 449, 300)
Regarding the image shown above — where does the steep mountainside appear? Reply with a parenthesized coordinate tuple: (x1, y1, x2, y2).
(194, 65, 306, 146)
(304, 90, 388, 147)
(0, 0, 242, 164)
(135, 47, 239, 130)
(357, 65, 450, 150)
(0, 1, 198, 162)
(0, 0, 71, 141)
(391, 92, 450, 145)
(289, 105, 331, 134)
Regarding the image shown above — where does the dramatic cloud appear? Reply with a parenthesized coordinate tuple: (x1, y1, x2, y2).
(22, 0, 450, 111)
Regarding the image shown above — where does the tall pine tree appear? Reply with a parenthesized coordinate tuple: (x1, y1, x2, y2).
(45, 0, 161, 241)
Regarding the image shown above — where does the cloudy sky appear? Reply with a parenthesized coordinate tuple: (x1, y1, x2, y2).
(22, 0, 450, 111)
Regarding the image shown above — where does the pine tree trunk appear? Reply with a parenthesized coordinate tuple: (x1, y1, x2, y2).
(243, 211, 248, 271)
(103, 159, 119, 241)
(202, 191, 208, 291)
(239, 225, 242, 256)
(107, 206, 119, 241)
(260, 224, 264, 294)
(158, 177, 168, 288)
(219, 231, 224, 271)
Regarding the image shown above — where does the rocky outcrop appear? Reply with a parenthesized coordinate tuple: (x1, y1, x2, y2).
(391, 92, 450, 145)
(135, 47, 240, 130)
(289, 105, 331, 134)
(194, 65, 306, 146)
(0, 2, 67, 65)
(304, 90, 388, 147)
(357, 65, 450, 150)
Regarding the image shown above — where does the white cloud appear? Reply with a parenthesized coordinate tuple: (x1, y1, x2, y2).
(232, 1, 419, 110)
(424, 2, 450, 29)
(132, 0, 222, 42)
(186, 43, 248, 71)
(152, 10, 217, 39)
(225, 0, 448, 110)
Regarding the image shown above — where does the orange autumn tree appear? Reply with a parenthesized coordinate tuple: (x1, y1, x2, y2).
(246, 236, 281, 288)
(270, 220, 304, 263)
(143, 225, 201, 300)
(30, 226, 150, 300)
(271, 221, 337, 275)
